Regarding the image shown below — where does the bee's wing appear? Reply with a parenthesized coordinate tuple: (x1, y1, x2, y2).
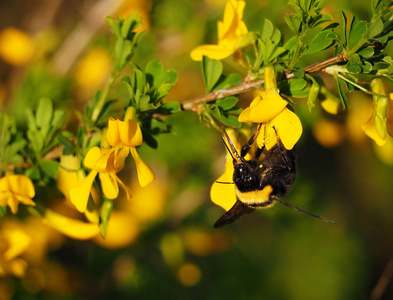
(214, 200, 255, 228)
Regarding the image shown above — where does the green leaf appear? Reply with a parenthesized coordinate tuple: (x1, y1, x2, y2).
(210, 109, 241, 128)
(0, 206, 6, 218)
(39, 159, 59, 178)
(214, 73, 242, 90)
(362, 61, 373, 73)
(307, 79, 320, 112)
(280, 78, 310, 98)
(261, 19, 274, 41)
(368, 18, 384, 38)
(202, 56, 223, 92)
(25, 165, 41, 181)
(3, 140, 26, 164)
(348, 21, 367, 49)
(27, 129, 44, 155)
(121, 13, 142, 39)
(310, 13, 332, 28)
(285, 14, 301, 35)
(216, 97, 238, 111)
(57, 134, 74, 155)
(336, 77, 349, 109)
(302, 30, 334, 55)
(358, 46, 374, 58)
(36, 98, 53, 129)
(346, 60, 362, 74)
(339, 10, 348, 46)
(99, 198, 113, 239)
(134, 68, 146, 92)
(293, 69, 305, 78)
(105, 16, 121, 38)
(155, 102, 182, 114)
(51, 110, 67, 129)
(114, 39, 133, 71)
(145, 59, 164, 87)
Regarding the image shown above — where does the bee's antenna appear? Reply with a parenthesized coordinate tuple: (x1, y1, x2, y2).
(221, 128, 242, 162)
(215, 181, 235, 184)
(272, 196, 336, 224)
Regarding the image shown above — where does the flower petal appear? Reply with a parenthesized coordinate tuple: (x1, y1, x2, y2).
(99, 171, 119, 200)
(190, 44, 236, 61)
(43, 208, 99, 240)
(119, 119, 143, 147)
(14, 194, 36, 207)
(116, 178, 133, 201)
(106, 118, 121, 147)
(130, 147, 155, 187)
(0, 176, 10, 193)
(362, 111, 386, 146)
(274, 108, 303, 150)
(84, 147, 102, 169)
(256, 122, 277, 150)
(3, 229, 31, 261)
(113, 146, 129, 172)
(8, 175, 35, 198)
(210, 157, 237, 211)
(238, 91, 287, 123)
(220, 0, 246, 40)
(69, 170, 98, 213)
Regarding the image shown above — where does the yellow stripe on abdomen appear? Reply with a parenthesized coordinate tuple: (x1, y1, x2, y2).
(236, 185, 274, 206)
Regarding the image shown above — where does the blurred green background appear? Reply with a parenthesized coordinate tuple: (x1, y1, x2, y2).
(0, 0, 392, 299)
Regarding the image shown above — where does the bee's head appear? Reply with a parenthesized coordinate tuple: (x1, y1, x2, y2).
(233, 162, 258, 192)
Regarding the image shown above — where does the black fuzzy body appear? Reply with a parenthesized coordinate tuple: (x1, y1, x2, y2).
(214, 135, 296, 228)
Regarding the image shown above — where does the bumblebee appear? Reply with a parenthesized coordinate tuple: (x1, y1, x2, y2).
(214, 126, 335, 228)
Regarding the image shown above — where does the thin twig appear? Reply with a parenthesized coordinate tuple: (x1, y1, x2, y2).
(371, 259, 393, 300)
(181, 53, 346, 111)
(51, 0, 123, 76)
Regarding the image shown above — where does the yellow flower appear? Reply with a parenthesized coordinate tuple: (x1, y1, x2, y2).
(43, 208, 100, 240)
(0, 227, 31, 277)
(362, 79, 389, 146)
(107, 117, 155, 187)
(210, 129, 238, 211)
(56, 155, 80, 200)
(190, 0, 252, 61)
(69, 146, 131, 213)
(238, 66, 303, 150)
(0, 174, 35, 214)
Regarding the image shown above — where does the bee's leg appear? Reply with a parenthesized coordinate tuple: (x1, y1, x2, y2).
(241, 124, 263, 157)
(214, 200, 255, 228)
(272, 126, 292, 166)
(271, 195, 336, 224)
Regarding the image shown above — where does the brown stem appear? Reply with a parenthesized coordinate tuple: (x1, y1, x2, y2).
(181, 53, 346, 111)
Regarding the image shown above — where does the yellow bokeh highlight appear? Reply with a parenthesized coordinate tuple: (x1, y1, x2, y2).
(94, 211, 140, 249)
(116, 0, 152, 32)
(126, 179, 167, 223)
(74, 47, 112, 92)
(177, 263, 201, 286)
(374, 136, 393, 165)
(312, 119, 345, 148)
(182, 228, 232, 256)
(0, 27, 35, 66)
(346, 98, 370, 146)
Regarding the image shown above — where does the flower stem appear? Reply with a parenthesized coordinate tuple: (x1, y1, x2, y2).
(288, 31, 305, 70)
(182, 53, 346, 111)
(91, 74, 115, 122)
